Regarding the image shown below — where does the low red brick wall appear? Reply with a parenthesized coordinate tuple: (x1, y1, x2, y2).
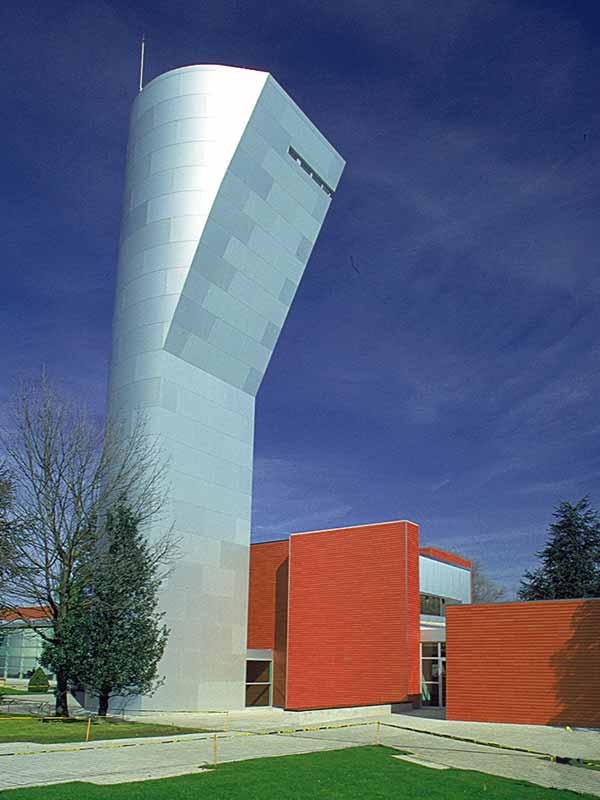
(446, 599, 600, 727)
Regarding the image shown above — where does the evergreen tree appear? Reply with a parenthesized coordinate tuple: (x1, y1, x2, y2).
(44, 502, 170, 716)
(28, 666, 50, 693)
(518, 497, 600, 600)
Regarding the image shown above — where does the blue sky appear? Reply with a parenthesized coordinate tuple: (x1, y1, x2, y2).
(3, 0, 600, 593)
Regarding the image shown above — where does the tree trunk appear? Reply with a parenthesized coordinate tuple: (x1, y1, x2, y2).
(55, 667, 69, 718)
(98, 692, 110, 717)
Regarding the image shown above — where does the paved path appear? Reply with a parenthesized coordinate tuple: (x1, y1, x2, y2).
(388, 710, 600, 760)
(125, 707, 600, 759)
(0, 730, 359, 791)
(1, 717, 599, 795)
(374, 723, 600, 797)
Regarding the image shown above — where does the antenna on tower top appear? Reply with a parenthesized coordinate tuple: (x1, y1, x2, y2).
(138, 33, 146, 93)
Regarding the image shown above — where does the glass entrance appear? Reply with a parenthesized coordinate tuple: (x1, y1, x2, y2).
(421, 642, 446, 707)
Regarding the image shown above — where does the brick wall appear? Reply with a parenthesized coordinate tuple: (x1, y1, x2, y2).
(285, 521, 420, 711)
(446, 599, 600, 726)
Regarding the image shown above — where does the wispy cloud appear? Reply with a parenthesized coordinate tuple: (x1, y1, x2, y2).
(252, 456, 355, 540)
(4, 0, 600, 599)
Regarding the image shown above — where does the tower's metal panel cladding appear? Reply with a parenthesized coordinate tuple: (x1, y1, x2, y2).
(108, 65, 344, 710)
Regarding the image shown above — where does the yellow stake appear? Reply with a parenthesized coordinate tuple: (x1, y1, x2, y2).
(213, 734, 218, 766)
(85, 717, 92, 742)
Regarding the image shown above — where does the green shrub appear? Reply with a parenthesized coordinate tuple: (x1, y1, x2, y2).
(28, 666, 49, 693)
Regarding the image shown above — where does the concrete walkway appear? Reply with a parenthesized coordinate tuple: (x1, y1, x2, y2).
(125, 706, 600, 759)
(1, 715, 599, 794)
(0, 729, 359, 791)
(123, 703, 388, 732)
(390, 709, 600, 760)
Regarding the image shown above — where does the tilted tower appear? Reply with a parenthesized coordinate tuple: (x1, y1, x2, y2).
(108, 65, 344, 710)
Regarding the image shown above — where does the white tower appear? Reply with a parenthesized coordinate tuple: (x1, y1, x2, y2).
(108, 65, 344, 710)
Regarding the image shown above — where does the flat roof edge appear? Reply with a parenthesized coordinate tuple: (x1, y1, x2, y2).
(446, 597, 600, 610)
(289, 519, 420, 538)
(419, 553, 471, 572)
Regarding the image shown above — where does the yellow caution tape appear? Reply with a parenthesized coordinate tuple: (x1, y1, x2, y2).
(234, 720, 373, 737)
(0, 721, 372, 757)
(0, 732, 223, 758)
(2, 717, 568, 765)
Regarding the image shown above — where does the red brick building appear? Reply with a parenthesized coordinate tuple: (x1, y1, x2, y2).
(446, 599, 600, 727)
(7, 519, 598, 727)
(246, 520, 470, 710)
(245, 521, 600, 727)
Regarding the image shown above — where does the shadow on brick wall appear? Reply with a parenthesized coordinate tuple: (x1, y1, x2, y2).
(272, 559, 289, 708)
(549, 599, 600, 728)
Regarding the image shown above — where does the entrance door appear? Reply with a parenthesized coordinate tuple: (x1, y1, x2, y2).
(421, 642, 446, 707)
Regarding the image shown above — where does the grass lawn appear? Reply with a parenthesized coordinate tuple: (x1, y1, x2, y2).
(0, 687, 31, 696)
(1, 746, 596, 799)
(0, 716, 209, 745)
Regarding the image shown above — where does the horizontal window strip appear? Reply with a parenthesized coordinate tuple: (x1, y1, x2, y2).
(288, 146, 334, 197)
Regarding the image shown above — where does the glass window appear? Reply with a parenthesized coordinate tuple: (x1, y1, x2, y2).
(6, 659, 21, 679)
(287, 146, 335, 197)
(246, 660, 271, 684)
(421, 659, 439, 682)
(11, 630, 24, 648)
(422, 682, 439, 707)
(420, 594, 462, 617)
(245, 660, 272, 707)
(420, 594, 442, 616)
(421, 642, 447, 707)
(0, 625, 49, 680)
(443, 598, 462, 610)
(245, 683, 270, 707)
(21, 636, 41, 649)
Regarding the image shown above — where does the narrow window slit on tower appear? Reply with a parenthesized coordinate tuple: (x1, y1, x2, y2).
(288, 146, 334, 197)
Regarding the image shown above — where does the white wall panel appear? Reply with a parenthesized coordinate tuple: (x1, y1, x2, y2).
(419, 556, 471, 604)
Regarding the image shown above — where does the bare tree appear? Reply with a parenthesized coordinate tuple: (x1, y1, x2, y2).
(471, 558, 508, 604)
(0, 464, 14, 591)
(0, 376, 168, 717)
(439, 548, 509, 604)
